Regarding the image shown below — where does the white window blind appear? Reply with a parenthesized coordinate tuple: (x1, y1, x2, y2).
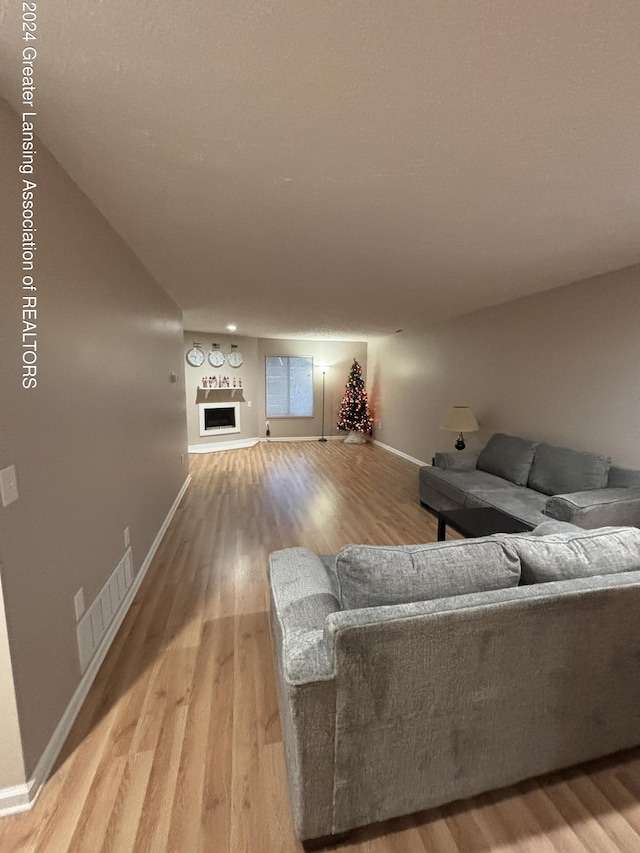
(265, 356, 314, 417)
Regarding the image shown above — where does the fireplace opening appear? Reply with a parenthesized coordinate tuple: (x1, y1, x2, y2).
(204, 407, 235, 430)
(199, 401, 241, 437)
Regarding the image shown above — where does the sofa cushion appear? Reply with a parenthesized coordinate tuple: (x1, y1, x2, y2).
(527, 443, 611, 496)
(476, 433, 539, 486)
(608, 466, 640, 489)
(510, 526, 640, 584)
(335, 538, 521, 610)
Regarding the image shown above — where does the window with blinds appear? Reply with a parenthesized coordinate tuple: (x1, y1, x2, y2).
(265, 356, 314, 417)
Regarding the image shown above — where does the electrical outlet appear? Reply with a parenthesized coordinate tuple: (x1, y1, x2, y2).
(74, 588, 85, 621)
(124, 526, 130, 547)
(0, 465, 19, 507)
(181, 453, 185, 465)
(247, 400, 252, 407)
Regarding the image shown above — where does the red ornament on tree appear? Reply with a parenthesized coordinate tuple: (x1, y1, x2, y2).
(337, 359, 373, 442)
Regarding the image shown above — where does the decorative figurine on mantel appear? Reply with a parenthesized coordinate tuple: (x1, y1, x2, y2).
(200, 374, 242, 391)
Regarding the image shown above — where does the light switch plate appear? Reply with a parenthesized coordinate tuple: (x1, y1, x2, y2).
(0, 466, 19, 507)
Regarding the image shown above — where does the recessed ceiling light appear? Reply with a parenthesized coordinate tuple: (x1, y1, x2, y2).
(226, 324, 237, 332)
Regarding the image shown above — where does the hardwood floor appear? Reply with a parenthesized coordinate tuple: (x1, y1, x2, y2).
(2, 440, 640, 852)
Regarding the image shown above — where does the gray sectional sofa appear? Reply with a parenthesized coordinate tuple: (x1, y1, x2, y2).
(419, 433, 640, 529)
(269, 522, 640, 843)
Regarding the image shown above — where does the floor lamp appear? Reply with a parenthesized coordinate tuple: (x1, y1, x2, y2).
(318, 367, 328, 442)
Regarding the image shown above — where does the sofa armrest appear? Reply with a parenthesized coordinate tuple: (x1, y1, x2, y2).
(545, 488, 640, 529)
(530, 519, 584, 536)
(433, 448, 481, 471)
(268, 547, 340, 684)
(268, 548, 340, 840)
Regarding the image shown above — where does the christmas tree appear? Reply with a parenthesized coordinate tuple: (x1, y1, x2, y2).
(337, 359, 373, 438)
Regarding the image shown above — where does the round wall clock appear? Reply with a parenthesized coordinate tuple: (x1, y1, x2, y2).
(186, 344, 205, 367)
(208, 349, 225, 367)
(227, 350, 243, 368)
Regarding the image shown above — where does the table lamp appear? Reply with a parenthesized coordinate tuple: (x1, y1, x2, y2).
(441, 406, 479, 450)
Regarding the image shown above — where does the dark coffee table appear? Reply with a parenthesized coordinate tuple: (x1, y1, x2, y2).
(436, 507, 534, 541)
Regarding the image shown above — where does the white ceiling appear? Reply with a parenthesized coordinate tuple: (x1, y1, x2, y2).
(2, 1, 640, 340)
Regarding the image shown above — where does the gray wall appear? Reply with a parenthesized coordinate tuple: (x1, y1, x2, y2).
(0, 97, 188, 785)
(368, 266, 640, 469)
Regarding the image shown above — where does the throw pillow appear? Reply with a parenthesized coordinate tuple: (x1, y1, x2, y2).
(476, 433, 539, 486)
(511, 526, 640, 584)
(527, 443, 611, 496)
(335, 538, 521, 610)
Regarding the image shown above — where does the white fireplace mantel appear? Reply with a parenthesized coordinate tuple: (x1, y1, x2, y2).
(195, 388, 246, 405)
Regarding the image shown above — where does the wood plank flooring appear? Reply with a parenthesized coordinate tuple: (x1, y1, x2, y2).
(2, 440, 640, 852)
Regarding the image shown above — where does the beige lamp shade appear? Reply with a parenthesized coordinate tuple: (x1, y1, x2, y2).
(441, 406, 479, 433)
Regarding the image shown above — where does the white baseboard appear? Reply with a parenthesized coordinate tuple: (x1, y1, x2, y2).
(0, 782, 35, 816)
(190, 436, 346, 450)
(372, 439, 430, 467)
(188, 438, 259, 453)
(0, 474, 191, 818)
(260, 435, 342, 442)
